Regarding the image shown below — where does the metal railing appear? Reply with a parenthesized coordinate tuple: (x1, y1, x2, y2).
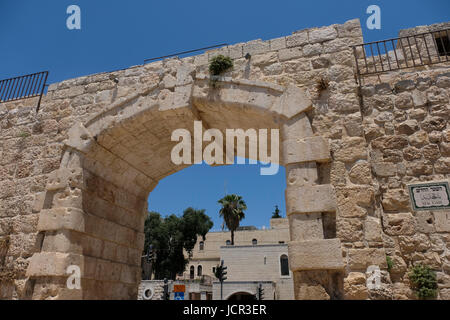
(144, 43, 228, 64)
(0, 71, 49, 111)
(352, 28, 450, 80)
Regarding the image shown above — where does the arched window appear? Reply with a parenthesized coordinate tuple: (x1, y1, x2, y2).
(199, 241, 204, 250)
(280, 254, 289, 276)
(226, 240, 231, 245)
(252, 239, 257, 245)
(197, 265, 202, 277)
(190, 266, 195, 279)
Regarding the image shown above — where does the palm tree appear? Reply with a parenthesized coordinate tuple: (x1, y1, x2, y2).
(218, 194, 247, 245)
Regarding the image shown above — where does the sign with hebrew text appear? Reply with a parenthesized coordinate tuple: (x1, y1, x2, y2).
(408, 182, 450, 211)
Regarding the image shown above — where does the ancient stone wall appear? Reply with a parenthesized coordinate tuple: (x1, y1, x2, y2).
(356, 68, 450, 299)
(0, 18, 449, 300)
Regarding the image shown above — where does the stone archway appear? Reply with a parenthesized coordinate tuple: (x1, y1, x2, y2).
(25, 76, 342, 299)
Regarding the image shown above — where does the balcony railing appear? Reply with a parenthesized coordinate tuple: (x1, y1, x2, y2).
(0, 71, 49, 112)
(352, 28, 450, 81)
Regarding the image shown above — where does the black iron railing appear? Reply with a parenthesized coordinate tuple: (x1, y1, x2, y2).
(352, 28, 450, 80)
(0, 71, 49, 111)
(144, 43, 228, 64)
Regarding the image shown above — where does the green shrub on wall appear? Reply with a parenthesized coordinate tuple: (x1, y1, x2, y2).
(408, 264, 437, 299)
(209, 55, 233, 76)
(386, 255, 393, 272)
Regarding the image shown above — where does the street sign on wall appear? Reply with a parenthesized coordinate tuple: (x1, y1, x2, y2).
(174, 292, 185, 300)
(173, 285, 186, 292)
(408, 181, 450, 211)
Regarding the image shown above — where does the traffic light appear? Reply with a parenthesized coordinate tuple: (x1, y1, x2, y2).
(215, 260, 227, 282)
(257, 284, 264, 300)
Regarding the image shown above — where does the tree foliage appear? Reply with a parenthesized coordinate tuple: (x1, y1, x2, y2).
(218, 194, 247, 245)
(143, 208, 213, 280)
(271, 205, 282, 219)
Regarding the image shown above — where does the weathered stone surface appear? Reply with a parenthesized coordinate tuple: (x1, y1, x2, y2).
(288, 213, 324, 241)
(282, 136, 330, 164)
(286, 184, 336, 214)
(348, 161, 372, 185)
(396, 120, 419, 135)
(434, 211, 450, 232)
(288, 239, 344, 271)
(343, 272, 368, 300)
(365, 216, 383, 242)
(372, 162, 397, 177)
(26, 252, 83, 277)
(337, 218, 363, 242)
(335, 186, 374, 218)
(347, 248, 387, 270)
(382, 189, 410, 212)
(332, 137, 367, 163)
(309, 26, 338, 44)
(383, 213, 416, 236)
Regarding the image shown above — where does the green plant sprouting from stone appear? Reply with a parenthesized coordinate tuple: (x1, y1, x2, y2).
(408, 264, 437, 299)
(209, 55, 233, 76)
(386, 255, 393, 272)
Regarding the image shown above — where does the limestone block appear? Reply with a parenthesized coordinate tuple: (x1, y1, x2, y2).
(336, 218, 363, 242)
(347, 248, 387, 270)
(302, 43, 323, 56)
(348, 161, 372, 185)
(269, 37, 286, 51)
(330, 161, 346, 186)
(332, 137, 367, 163)
(278, 47, 303, 61)
(281, 113, 314, 139)
(415, 211, 436, 234)
(286, 162, 318, 187)
(396, 120, 419, 135)
(270, 85, 312, 119)
(381, 189, 411, 212)
(243, 39, 270, 56)
(26, 252, 83, 277)
(32, 192, 46, 213)
(282, 136, 330, 165)
(227, 43, 243, 59)
(288, 239, 344, 271)
(295, 283, 330, 300)
(434, 211, 450, 232)
(286, 184, 336, 214)
(288, 213, 324, 241)
(64, 122, 96, 154)
(382, 213, 416, 236)
(286, 31, 308, 48)
(46, 168, 84, 191)
(309, 26, 338, 44)
(37, 207, 86, 233)
(343, 272, 368, 300)
(335, 186, 375, 218)
(372, 162, 397, 177)
(365, 216, 383, 242)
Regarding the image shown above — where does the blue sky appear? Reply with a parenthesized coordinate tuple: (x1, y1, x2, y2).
(1, 1, 449, 230)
